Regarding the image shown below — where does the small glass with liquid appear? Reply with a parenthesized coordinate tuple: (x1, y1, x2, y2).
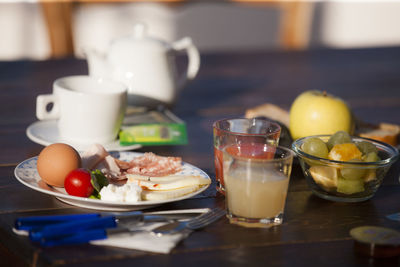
(223, 145, 294, 228)
(213, 118, 281, 194)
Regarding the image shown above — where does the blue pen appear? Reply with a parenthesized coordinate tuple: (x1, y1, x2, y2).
(29, 216, 119, 242)
(28, 214, 169, 242)
(15, 211, 145, 232)
(15, 213, 101, 231)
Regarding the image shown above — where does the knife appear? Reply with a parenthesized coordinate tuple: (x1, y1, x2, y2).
(386, 212, 400, 222)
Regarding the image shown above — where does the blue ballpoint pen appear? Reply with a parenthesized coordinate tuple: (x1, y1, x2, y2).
(28, 214, 169, 242)
(15, 213, 105, 231)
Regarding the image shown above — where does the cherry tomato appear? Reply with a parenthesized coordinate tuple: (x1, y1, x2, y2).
(64, 169, 94, 197)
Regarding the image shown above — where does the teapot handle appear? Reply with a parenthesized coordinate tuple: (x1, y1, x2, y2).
(172, 37, 200, 89)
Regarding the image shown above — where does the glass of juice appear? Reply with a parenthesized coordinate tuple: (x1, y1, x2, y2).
(213, 118, 281, 194)
(223, 145, 294, 228)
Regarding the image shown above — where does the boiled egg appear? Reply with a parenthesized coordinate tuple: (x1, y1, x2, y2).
(37, 143, 81, 187)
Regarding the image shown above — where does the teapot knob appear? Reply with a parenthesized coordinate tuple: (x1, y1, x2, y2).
(133, 23, 147, 39)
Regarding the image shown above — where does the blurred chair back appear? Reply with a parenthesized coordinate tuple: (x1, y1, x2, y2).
(41, 2, 74, 58)
(234, 0, 313, 50)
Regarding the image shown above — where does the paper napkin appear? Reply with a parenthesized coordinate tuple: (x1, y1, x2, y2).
(13, 221, 190, 254)
(91, 222, 191, 254)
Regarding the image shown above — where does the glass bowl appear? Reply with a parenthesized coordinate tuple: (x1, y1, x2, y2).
(292, 135, 399, 202)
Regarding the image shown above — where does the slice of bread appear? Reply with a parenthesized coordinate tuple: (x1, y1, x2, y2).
(245, 103, 290, 127)
(356, 121, 400, 146)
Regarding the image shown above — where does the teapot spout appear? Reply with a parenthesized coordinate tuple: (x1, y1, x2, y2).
(84, 48, 110, 78)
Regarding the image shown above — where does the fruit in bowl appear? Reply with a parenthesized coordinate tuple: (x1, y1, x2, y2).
(292, 131, 399, 202)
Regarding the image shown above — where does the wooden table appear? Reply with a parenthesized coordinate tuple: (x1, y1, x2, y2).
(1, 47, 400, 266)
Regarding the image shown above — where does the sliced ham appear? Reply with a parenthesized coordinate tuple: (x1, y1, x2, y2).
(81, 144, 109, 170)
(80, 144, 209, 201)
(81, 144, 183, 183)
(114, 158, 133, 170)
(126, 152, 182, 177)
(96, 155, 125, 180)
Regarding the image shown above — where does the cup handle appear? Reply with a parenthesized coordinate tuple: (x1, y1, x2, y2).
(172, 37, 200, 89)
(36, 94, 59, 120)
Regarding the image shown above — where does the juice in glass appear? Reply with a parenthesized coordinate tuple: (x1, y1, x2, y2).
(223, 145, 293, 228)
(214, 143, 276, 193)
(225, 167, 289, 220)
(213, 118, 281, 194)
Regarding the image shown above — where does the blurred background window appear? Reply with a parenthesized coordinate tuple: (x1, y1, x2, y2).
(1, 1, 400, 60)
(310, 1, 400, 48)
(0, 2, 50, 60)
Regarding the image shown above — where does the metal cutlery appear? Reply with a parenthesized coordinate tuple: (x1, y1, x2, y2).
(152, 207, 226, 236)
(16, 208, 209, 242)
(38, 207, 226, 247)
(387, 212, 400, 222)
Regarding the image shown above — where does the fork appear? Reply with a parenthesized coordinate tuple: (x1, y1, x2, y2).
(152, 207, 226, 236)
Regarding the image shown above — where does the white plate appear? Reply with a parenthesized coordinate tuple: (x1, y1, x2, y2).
(26, 120, 141, 152)
(14, 151, 211, 211)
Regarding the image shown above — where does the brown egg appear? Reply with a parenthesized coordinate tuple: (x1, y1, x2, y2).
(37, 143, 81, 187)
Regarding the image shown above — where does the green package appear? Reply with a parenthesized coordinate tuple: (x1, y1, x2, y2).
(119, 123, 187, 146)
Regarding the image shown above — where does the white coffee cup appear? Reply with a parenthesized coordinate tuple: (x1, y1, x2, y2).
(36, 75, 127, 145)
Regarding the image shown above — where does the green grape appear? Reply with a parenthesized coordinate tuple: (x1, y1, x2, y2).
(363, 152, 381, 162)
(340, 159, 366, 180)
(337, 177, 364, 194)
(326, 131, 352, 150)
(302, 137, 329, 158)
(356, 141, 378, 155)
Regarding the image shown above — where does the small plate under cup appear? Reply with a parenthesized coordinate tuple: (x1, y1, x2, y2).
(26, 120, 141, 151)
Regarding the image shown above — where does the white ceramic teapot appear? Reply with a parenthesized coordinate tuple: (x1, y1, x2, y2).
(85, 23, 200, 107)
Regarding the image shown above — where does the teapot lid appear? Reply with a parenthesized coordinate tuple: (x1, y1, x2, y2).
(109, 23, 171, 55)
(132, 23, 148, 39)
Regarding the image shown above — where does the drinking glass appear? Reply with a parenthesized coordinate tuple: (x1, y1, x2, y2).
(223, 145, 294, 228)
(213, 118, 281, 194)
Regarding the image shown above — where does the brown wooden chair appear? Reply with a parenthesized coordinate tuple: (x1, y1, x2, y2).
(40, 1, 75, 58)
(40, 0, 313, 58)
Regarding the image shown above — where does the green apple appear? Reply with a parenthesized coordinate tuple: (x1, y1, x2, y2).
(289, 90, 353, 140)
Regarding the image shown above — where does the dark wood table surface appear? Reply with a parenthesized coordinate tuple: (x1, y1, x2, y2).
(1, 47, 400, 266)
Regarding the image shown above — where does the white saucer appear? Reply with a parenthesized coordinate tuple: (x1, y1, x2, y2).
(26, 120, 141, 151)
